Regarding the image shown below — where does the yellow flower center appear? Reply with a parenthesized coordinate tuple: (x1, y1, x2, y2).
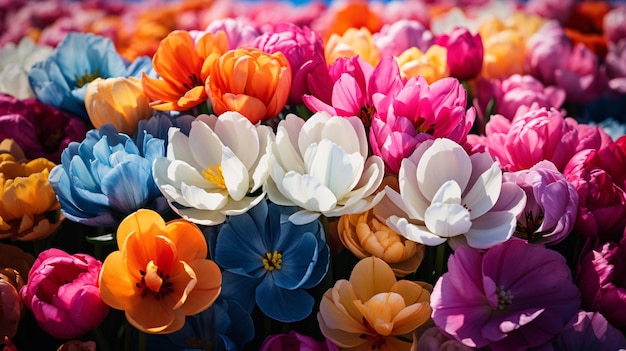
(262, 251, 282, 271)
(74, 69, 100, 88)
(202, 164, 226, 189)
(137, 261, 174, 300)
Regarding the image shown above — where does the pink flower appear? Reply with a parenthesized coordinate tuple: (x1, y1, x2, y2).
(260, 331, 339, 351)
(503, 160, 578, 245)
(603, 6, 626, 46)
(373, 19, 434, 58)
(606, 39, 626, 93)
(252, 22, 326, 105)
(203, 18, 259, 50)
(303, 56, 403, 129)
(577, 235, 626, 332)
(0, 94, 88, 164)
(552, 310, 626, 350)
(20, 248, 109, 339)
(524, 0, 575, 23)
(414, 327, 473, 351)
(0, 272, 21, 342)
(370, 76, 475, 174)
(492, 74, 566, 120)
(469, 107, 580, 172)
(526, 21, 607, 103)
(564, 137, 626, 242)
(431, 240, 580, 351)
(434, 27, 484, 81)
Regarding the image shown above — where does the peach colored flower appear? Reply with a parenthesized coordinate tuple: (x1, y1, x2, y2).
(324, 27, 380, 67)
(99, 209, 222, 334)
(338, 208, 424, 277)
(318, 256, 432, 351)
(206, 48, 291, 124)
(396, 45, 449, 84)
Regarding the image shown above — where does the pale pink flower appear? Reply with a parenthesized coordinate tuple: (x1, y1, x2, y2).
(204, 18, 259, 50)
(503, 160, 578, 245)
(373, 19, 434, 58)
(525, 0, 575, 23)
(370, 76, 475, 174)
(603, 5, 626, 46)
(606, 39, 626, 93)
(492, 74, 566, 120)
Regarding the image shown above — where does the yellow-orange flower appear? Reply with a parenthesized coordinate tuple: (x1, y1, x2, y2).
(338, 209, 424, 277)
(85, 77, 153, 135)
(0, 140, 63, 241)
(318, 256, 432, 350)
(396, 45, 449, 84)
(142, 30, 227, 111)
(325, 27, 381, 66)
(320, 2, 382, 41)
(206, 48, 291, 124)
(98, 209, 221, 334)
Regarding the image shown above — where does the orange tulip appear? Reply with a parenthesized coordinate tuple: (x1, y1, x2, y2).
(325, 27, 380, 66)
(338, 209, 424, 277)
(0, 139, 63, 241)
(142, 30, 228, 111)
(206, 48, 291, 124)
(98, 209, 222, 334)
(318, 256, 432, 350)
(321, 2, 382, 40)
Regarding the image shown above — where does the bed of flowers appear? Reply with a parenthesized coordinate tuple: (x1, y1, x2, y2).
(1, 0, 626, 350)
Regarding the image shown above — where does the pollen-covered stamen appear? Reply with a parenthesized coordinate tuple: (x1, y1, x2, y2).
(496, 285, 514, 311)
(202, 163, 226, 189)
(413, 116, 436, 135)
(182, 73, 204, 89)
(136, 261, 175, 300)
(74, 69, 100, 88)
(262, 251, 282, 271)
(359, 104, 376, 129)
(359, 318, 387, 349)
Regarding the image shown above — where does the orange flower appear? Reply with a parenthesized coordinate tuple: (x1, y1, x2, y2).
(325, 27, 380, 66)
(338, 209, 424, 277)
(563, 2, 610, 58)
(98, 209, 222, 334)
(142, 30, 227, 111)
(318, 256, 432, 350)
(396, 45, 449, 84)
(0, 140, 63, 241)
(206, 48, 291, 124)
(321, 2, 382, 40)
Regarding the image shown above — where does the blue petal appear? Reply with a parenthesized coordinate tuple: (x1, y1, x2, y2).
(220, 271, 260, 314)
(100, 161, 152, 215)
(255, 274, 314, 322)
(126, 56, 153, 78)
(215, 219, 267, 278)
(28, 61, 67, 107)
(301, 241, 330, 289)
(273, 232, 318, 290)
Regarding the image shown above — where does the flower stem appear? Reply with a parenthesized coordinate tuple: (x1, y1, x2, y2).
(434, 243, 446, 281)
(138, 330, 148, 351)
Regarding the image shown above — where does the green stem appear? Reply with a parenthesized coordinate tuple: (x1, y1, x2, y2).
(138, 329, 148, 351)
(434, 243, 446, 281)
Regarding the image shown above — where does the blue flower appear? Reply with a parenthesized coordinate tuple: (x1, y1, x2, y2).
(132, 112, 194, 153)
(28, 32, 152, 119)
(48, 124, 168, 227)
(214, 200, 330, 322)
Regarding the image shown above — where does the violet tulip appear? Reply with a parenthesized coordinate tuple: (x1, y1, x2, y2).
(260, 331, 339, 351)
(435, 26, 484, 81)
(20, 249, 109, 339)
(504, 160, 578, 245)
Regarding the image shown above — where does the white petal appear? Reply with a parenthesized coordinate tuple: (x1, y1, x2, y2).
(265, 176, 297, 207)
(281, 171, 337, 212)
(464, 211, 516, 249)
(165, 159, 212, 189)
(298, 111, 331, 155)
(417, 138, 472, 201)
(213, 111, 259, 169)
(492, 182, 527, 216)
(387, 215, 447, 246)
(325, 188, 386, 218)
(167, 128, 200, 168)
(188, 119, 223, 171)
(171, 206, 227, 226)
(180, 182, 228, 210)
(424, 203, 471, 238)
(221, 192, 266, 216)
(304, 140, 363, 199)
(340, 155, 384, 203)
(398, 158, 429, 221)
(221, 146, 249, 201)
(463, 161, 502, 219)
(249, 125, 273, 191)
(289, 210, 322, 225)
(320, 116, 362, 156)
(431, 180, 463, 205)
(275, 120, 305, 174)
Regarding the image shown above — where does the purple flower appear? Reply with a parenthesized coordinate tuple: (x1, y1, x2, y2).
(606, 39, 626, 94)
(252, 22, 326, 105)
(373, 19, 434, 58)
(415, 327, 474, 351)
(551, 311, 626, 350)
(435, 26, 484, 81)
(260, 331, 339, 351)
(503, 160, 578, 245)
(431, 239, 580, 351)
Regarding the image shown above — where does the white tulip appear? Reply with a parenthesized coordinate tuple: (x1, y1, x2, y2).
(376, 138, 526, 249)
(266, 112, 385, 224)
(0, 37, 53, 99)
(152, 112, 273, 225)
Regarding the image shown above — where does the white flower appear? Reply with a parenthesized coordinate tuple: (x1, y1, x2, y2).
(152, 112, 273, 225)
(266, 112, 385, 224)
(376, 138, 526, 249)
(0, 37, 53, 99)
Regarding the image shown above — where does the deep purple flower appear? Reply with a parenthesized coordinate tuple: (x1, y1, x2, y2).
(260, 331, 339, 351)
(0, 93, 88, 163)
(551, 311, 626, 350)
(435, 26, 484, 81)
(431, 239, 580, 351)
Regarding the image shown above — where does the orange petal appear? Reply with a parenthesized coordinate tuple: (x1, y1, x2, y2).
(99, 251, 141, 310)
(152, 30, 202, 84)
(124, 232, 177, 282)
(349, 257, 397, 301)
(116, 209, 166, 249)
(221, 93, 267, 124)
(180, 259, 221, 315)
(176, 86, 207, 110)
(162, 219, 207, 261)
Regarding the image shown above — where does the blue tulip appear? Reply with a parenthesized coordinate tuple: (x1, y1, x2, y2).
(48, 124, 168, 227)
(28, 32, 152, 119)
(214, 200, 330, 322)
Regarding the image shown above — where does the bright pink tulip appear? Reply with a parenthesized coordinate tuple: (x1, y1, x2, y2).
(564, 137, 626, 242)
(435, 27, 484, 81)
(373, 19, 434, 58)
(260, 331, 339, 351)
(253, 22, 326, 105)
(370, 76, 475, 174)
(492, 74, 566, 120)
(20, 249, 109, 339)
(303, 55, 403, 129)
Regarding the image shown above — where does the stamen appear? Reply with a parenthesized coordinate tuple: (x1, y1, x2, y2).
(202, 164, 226, 189)
(74, 69, 100, 88)
(262, 251, 282, 271)
(496, 285, 514, 310)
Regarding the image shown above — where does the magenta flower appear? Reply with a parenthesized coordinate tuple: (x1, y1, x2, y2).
(526, 21, 607, 103)
(524, 0, 575, 23)
(577, 235, 626, 333)
(20, 248, 109, 339)
(260, 331, 339, 351)
(431, 239, 580, 351)
(606, 39, 626, 93)
(372, 19, 434, 58)
(503, 160, 578, 245)
(492, 74, 566, 120)
(370, 76, 475, 174)
(603, 6, 626, 46)
(0, 93, 88, 164)
(551, 310, 626, 350)
(303, 55, 403, 129)
(434, 26, 484, 81)
(252, 22, 326, 105)
(415, 327, 474, 351)
(203, 18, 259, 50)
(564, 137, 626, 242)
